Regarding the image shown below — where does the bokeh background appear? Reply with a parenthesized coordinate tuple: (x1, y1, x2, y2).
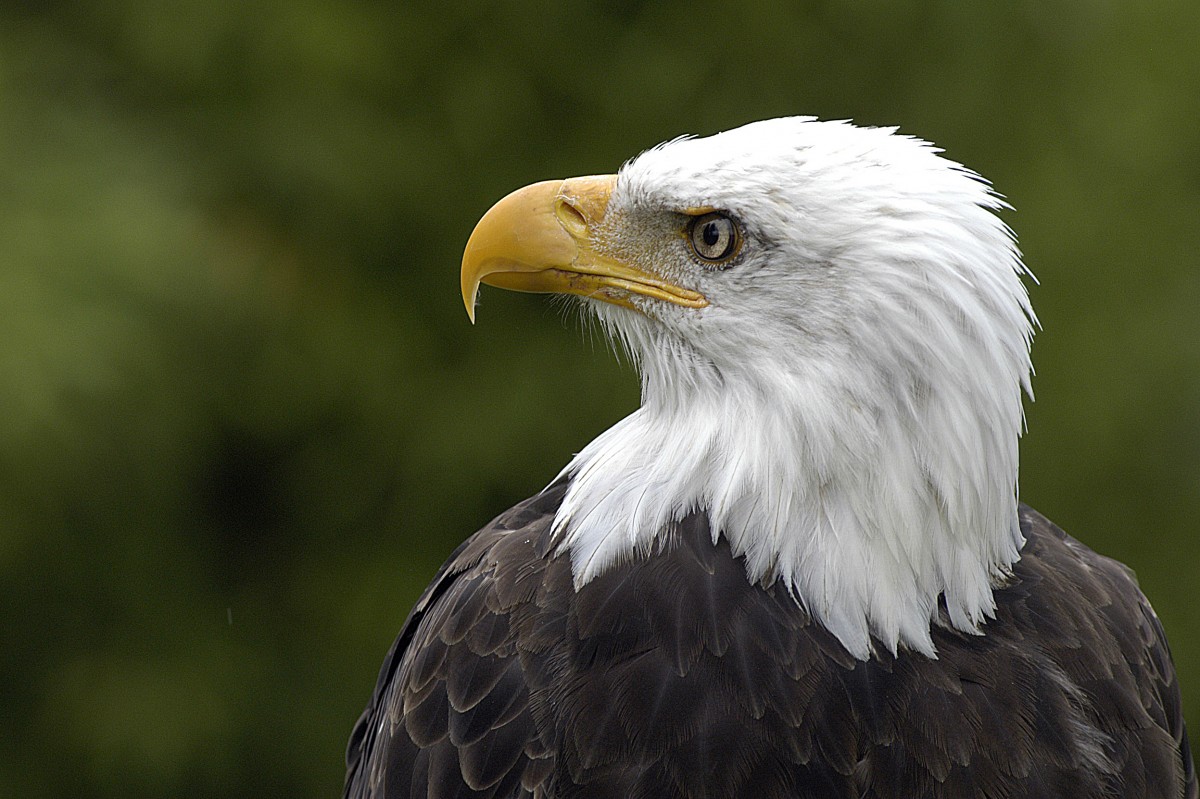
(2, 2, 1197, 796)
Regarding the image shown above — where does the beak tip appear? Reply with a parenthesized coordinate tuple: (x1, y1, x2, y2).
(461, 272, 479, 323)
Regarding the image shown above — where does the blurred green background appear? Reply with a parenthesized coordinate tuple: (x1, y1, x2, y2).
(2, 1, 1197, 796)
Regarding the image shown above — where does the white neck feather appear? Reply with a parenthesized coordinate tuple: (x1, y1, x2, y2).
(552, 344, 1024, 659)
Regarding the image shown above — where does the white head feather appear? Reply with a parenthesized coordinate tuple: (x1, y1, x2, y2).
(550, 117, 1036, 659)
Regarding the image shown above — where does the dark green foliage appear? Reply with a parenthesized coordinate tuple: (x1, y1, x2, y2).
(0, 2, 1196, 796)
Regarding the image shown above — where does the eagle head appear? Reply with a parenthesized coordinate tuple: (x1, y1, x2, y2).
(460, 117, 1036, 660)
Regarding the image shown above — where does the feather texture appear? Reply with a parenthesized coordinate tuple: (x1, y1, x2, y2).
(345, 484, 1195, 799)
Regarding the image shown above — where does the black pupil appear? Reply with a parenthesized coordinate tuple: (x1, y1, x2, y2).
(702, 221, 721, 248)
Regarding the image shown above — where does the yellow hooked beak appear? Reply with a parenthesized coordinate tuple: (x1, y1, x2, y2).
(460, 175, 708, 322)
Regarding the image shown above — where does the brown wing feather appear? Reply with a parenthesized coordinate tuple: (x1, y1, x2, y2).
(346, 490, 1195, 799)
(344, 482, 566, 799)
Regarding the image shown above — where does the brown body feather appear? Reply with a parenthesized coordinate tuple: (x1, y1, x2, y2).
(345, 481, 1196, 798)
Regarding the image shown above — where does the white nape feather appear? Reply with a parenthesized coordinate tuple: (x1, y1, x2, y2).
(550, 118, 1036, 660)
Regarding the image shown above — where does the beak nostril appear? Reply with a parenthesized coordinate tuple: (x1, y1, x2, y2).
(555, 175, 616, 236)
(555, 198, 589, 238)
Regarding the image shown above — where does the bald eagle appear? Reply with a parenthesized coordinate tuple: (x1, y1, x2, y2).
(345, 118, 1195, 798)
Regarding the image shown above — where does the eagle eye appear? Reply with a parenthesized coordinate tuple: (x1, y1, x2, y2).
(687, 212, 741, 265)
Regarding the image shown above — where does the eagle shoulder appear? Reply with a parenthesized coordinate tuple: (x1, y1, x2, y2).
(345, 496, 1196, 799)
(344, 482, 566, 799)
